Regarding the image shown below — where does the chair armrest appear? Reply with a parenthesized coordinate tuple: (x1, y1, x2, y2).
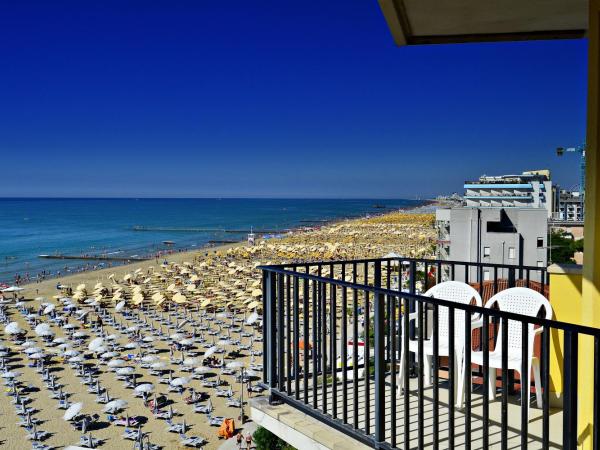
(470, 316, 489, 330)
(534, 326, 545, 336)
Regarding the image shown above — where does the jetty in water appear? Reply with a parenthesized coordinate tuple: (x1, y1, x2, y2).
(39, 254, 149, 262)
(132, 226, 283, 233)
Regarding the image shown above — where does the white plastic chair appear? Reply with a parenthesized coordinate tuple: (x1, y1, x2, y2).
(398, 281, 482, 405)
(336, 339, 365, 381)
(467, 287, 552, 419)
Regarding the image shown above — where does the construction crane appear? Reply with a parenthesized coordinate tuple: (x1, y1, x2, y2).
(556, 143, 586, 196)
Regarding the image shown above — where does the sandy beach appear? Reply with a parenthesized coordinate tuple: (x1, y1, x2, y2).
(0, 211, 435, 450)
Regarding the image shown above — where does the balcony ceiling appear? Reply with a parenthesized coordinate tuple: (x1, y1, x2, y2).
(378, 0, 588, 46)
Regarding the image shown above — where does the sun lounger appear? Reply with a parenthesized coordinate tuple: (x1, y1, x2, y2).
(179, 434, 207, 448)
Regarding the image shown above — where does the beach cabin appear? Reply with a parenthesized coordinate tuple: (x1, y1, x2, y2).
(251, 2, 600, 449)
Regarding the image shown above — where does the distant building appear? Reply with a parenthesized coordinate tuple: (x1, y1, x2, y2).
(555, 190, 584, 222)
(436, 207, 548, 281)
(463, 170, 553, 217)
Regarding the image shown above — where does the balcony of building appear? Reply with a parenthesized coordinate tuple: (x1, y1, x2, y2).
(253, 257, 595, 450)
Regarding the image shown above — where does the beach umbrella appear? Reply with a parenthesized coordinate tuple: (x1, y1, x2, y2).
(134, 383, 154, 394)
(170, 377, 190, 387)
(251, 289, 262, 298)
(180, 338, 194, 347)
(94, 346, 108, 355)
(108, 359, 126, 368)
(35, 324, 54, 337)
(100, 351, 119, 360)
(115, 301, 126, 312)
(4, 322, 23, 335)
(193, 366, 210, 375)
(43, 304, 55, 315)
(63, 349, 80, 357)
(246, 311, 259, 325)
(29, 352, 44, 360)
(68, 356, 83, 363)
(88, 337, 105, 352)
(226, 361, 245, 369)
(204, 346, 218, 358)
(173, 293, 187, 304)
(1, 371, 19, 378)
(150, 361, 167, 371)
(182, 357, 198, 367)
(103, 399, 128, 413)
(141, 355, 158, 363)
(63, 402, 83, 421)
(1, 286, 24, 293)
(72, 331, 86, 338)
(116, 367, 135, 376)
(24, 347, 42, 354)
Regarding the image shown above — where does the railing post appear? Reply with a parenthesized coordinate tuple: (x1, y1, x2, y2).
(265, 271, 278, 402)
(563, 331, 578, 450)
(262, 270, 268, 384)
(409, 260, 417, 376)
(373, 260, 385, 444)
(508, 267, 516, 288)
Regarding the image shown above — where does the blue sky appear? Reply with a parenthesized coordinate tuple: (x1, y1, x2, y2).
(0, 1, 588, 198)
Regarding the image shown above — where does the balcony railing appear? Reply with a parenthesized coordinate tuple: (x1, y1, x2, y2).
(259, 257, 599, 450)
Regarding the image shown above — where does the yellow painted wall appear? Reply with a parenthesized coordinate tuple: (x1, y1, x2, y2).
(547, 265, 582, 405)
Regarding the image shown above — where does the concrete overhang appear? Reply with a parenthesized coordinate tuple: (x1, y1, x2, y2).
(378, 0, 588, 46)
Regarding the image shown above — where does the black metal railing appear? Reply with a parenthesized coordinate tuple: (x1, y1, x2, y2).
(259, 257, 598, 450)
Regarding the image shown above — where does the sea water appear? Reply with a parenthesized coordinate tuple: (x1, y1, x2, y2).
(0, 198, 424, 284)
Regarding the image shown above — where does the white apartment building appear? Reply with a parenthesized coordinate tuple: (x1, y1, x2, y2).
(463, 170, 553, 217)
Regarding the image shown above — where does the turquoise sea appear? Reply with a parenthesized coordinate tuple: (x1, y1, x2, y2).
(0, 198, 425, 284)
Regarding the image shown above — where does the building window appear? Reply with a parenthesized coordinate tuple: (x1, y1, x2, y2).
(483, 270, 490, 281)
(508, 247, 515, 259)
(537, 261, 544, 267)
(483, 246, 490, 257)
(537, 237, 544, 248)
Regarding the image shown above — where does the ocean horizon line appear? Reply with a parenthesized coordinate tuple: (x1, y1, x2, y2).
(0, 196, 432, 201)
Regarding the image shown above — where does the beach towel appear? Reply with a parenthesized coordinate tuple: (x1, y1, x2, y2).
(218, 418, 235, 439)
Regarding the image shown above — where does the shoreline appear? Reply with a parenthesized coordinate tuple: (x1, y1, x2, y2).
(19, 200, 441, 291)
(6, 199, 440, 288)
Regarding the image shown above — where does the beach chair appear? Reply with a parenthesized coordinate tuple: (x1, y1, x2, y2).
(215, 387, 232, 398)
(397, 281, 482, 406)
(226, 397, 241, 408)
(467, 287, 552, 418)
(207, 414, 225, 426)
(194, 401, 213, 414)
(179, 433, 207, 447)
(167, 419, 187, 433)
(122, 428, 139, 440)
(31, 443, 51, 450)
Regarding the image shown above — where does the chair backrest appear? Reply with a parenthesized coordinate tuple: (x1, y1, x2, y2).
(484, 287, 552, 353)
(425, 281, 483, 347)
